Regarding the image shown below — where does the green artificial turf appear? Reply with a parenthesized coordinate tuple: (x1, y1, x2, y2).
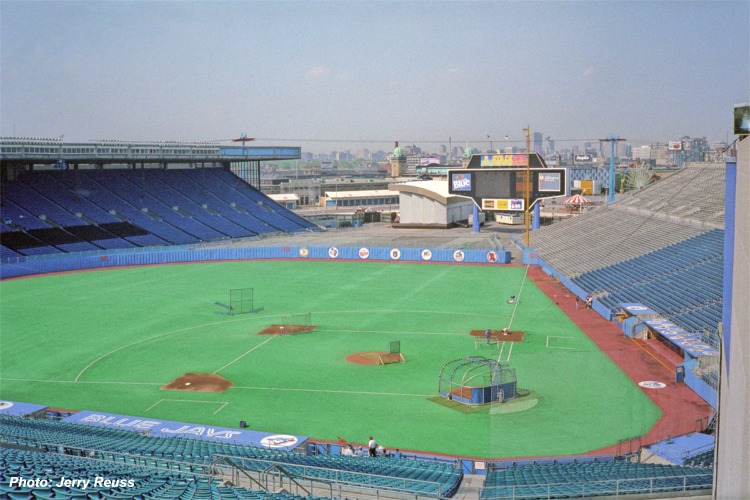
(0, 260, 661, 458)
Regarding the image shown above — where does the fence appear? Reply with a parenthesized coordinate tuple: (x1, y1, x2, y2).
(0, 245, 512, 279)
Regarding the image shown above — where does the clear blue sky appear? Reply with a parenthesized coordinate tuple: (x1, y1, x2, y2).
(1, 0, 748, 153)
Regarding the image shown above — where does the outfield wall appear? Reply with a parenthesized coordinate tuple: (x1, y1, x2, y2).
(0, 245, 511, 279)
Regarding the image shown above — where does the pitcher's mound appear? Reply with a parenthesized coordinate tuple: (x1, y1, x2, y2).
(161, 373, 232, 393)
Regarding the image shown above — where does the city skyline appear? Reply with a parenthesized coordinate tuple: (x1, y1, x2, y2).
(1, 1, 748, 154)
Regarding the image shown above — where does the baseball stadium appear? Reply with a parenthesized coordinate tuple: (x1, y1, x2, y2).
(0, 137, 747, 499)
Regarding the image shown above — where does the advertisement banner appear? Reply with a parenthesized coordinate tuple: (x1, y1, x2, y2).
(0, 401, 48, 416)
(643, 318, 719, 357)
(63, 411, 306, 450)
(480, 154, 528, 167)
(620, 303, 659, 316)
(481, 199, 524, 211)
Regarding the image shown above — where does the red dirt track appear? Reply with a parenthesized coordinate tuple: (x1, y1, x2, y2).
(527, 266, 714, 456)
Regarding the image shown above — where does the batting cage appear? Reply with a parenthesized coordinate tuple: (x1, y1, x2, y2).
(214, 288, 264, 315)
(438, 356, 517, 405)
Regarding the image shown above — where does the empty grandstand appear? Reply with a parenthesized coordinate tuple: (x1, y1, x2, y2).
(526, 162, 724, 362)
(1, 167, 321, 258)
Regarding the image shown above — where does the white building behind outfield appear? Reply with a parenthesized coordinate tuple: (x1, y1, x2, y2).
(389, 179, 478, 228)
(268, 193, 299, 210)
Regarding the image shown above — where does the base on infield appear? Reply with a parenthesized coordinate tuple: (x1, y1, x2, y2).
(470, 329, 525, 343)
(258, 325, 317, 335)
(161, 373, 232, 393)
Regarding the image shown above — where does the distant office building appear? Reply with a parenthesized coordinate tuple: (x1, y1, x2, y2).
(533, 132, 543, 154)
(600, 141, 629, 159)
(632, 145, 652, 162)
(356, 149, 371, 160)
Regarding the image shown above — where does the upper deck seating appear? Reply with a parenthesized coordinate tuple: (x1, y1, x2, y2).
(0, 167, 320, 257)
(529, 164, 724, 336)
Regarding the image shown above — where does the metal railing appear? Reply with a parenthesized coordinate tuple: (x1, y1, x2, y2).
(479, 472, 713, 499)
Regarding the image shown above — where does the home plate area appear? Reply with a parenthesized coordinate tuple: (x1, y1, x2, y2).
(161, 373, 233, 393)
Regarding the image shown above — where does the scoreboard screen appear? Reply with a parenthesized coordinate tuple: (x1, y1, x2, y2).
(448, 167, 568, 211)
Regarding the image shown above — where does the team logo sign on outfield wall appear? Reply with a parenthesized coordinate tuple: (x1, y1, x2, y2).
(453, 250, 465, 262)
(421, 249, 432, 261)
(0, 401, 13, 411)
(390, 248, 401, 260)
(487, 251, 498, 263)
(638, 381, 667, 389)
(260, 434, 299, 449)
(328, 247, 339, 259)
(359, 248, 370, 259)
(299, 247, 309, 257)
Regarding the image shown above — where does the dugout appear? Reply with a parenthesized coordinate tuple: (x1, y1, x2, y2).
(438, 357, 518, 406)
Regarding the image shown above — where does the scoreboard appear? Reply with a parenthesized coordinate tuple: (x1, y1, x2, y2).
(448, 168, 569, 211)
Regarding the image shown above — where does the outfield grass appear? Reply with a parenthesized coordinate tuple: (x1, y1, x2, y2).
(0, 260, 661, 458)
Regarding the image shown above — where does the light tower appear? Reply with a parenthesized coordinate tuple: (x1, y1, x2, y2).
(600, 136, 626, 203)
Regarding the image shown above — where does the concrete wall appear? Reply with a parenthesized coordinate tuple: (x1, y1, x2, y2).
(715, 139, 749, 499)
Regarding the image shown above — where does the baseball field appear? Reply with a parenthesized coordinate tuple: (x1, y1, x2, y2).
(0, 259, 661, 458)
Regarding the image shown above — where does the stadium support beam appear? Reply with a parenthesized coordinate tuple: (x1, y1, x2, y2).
(600, 136, 626, 204)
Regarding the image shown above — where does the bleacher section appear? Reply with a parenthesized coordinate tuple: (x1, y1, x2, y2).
(481, 460, 712, 499)
(0, 447, 313, 499)
(0, 167, 321, 257)
(573, 230, 723, 334)
(0, 414, 463, 498)
(529, 163, 724, 337)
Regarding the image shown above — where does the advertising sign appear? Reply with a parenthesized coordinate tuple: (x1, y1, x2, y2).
(451, 173, 472, 191)
(64, 411, 306, 450)
(480, 154, 529, 167)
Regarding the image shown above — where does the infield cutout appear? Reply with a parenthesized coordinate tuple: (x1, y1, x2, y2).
(470, 329, 525, 343)
(161, 373, 232, 393)
(258, 324, 317, 335)
(346, 351, 405, 366)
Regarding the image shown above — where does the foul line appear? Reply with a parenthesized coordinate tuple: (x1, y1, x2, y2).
(498, 264, 530, 364)
(229, 385, 431, 398)
(1, 376, 432, 398)
(213, 336, 276, 375)
(0, 377, 163, 386)
(146, 399, 229, 415)
(74, 316, 253, 383)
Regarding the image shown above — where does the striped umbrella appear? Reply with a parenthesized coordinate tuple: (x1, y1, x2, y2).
(562, 194, 591, 205)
